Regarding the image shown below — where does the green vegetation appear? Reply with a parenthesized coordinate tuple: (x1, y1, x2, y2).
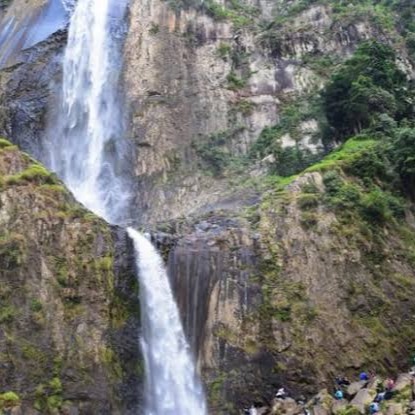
(35, 378, 63, 412)
(149, 23, 160, 35)
(0, 391, 20, 408)
(216, 42, 231, 59)
(30, 299, 43, 312)
(0, 138, 14, 149)
(226, 71, 248, 90)
(193, 128, 244, 175)
(0, 305, 15, 323)
(6, 164, 57, 186)
(203, 0, 259, 28)
(322, 41, 413, 141)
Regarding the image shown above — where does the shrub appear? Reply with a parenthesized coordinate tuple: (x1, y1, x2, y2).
(297, 193, 319, 210)
(149, 23, 160, 35)
(300, 212, 318, 229)
(226, 71, 247, 90)
(323, 171, 344, 194)
(360, 188, 391, 223)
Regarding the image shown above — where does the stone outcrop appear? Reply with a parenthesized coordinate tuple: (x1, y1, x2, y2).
(0, 140, 141, 414)
(260, 371, 415, 415)
(155, 169, 415, 413)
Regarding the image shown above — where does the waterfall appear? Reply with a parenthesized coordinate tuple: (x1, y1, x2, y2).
(49, 0, 130, 224)
(48, 0, 207, 412)
(128, 229, 207, 415)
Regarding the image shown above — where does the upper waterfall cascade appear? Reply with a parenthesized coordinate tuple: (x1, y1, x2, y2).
(47, 0, 207, 413)
(49, 0, 130, 225)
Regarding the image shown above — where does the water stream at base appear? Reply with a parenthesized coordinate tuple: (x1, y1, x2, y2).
(46, 0, 207, 413)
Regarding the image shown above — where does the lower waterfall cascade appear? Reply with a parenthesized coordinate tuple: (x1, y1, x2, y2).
(128, 229, 207, 415)
(45, 0, 207, 413)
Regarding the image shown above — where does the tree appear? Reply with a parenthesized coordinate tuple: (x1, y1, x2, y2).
(322, 41, 410, 141)
(391, 127, 415, 198)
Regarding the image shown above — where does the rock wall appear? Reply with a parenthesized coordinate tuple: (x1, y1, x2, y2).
(0, 140, 142, 414)
(123, 0, 412, 225)
(155, 170, 415, 413)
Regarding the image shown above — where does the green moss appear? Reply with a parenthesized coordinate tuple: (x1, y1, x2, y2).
(34, 378, 63, 412)
(0, 305, 16, 323)
(336, 405, 362, 415)
(99, 346, 123, 381)
(6, 164, 57, 186)
(30, 299, 43, 312)
(39, 184, 67, 194)
(97, 256, 113, 272)
(0, 138, 14, 149)
(0, 233, 26, 269)
(0, 391, 20, 408)
(209, 373, 227, 403)
(49, 377, 62, 394)
(110, 291, 140, 329)
(21, 343, 48, 365)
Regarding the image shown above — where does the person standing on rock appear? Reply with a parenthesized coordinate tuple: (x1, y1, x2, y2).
(359, 372, 369, 381)
(369, 402, 380, 414)
(334, 390, 344, 400)
(276, 388, 287, 400)
(248, 405, 257, 415)
(335, 376, 351, 387)
(385, 378, 395, 391)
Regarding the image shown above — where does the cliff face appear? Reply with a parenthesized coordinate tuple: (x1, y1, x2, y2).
(123, 0, 413, 225)
(157, 167, 415, 413)
(0, 140, 141, 414)
(0, 0, 415, 414)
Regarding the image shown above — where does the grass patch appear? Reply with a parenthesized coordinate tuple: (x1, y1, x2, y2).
(6, 164, 57, 186)
(305, 136, 377, 173)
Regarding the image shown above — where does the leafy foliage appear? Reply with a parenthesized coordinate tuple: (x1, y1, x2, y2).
(322, 41, 412, 141)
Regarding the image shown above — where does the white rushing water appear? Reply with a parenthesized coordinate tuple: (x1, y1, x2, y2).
(128, 228, 207, 415)
(49, 0, 207, 413)
(49, 0, 130, 224)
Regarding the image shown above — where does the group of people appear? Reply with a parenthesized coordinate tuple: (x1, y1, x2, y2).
(334, 363, 415, 415)
(243, 356, 415, 415)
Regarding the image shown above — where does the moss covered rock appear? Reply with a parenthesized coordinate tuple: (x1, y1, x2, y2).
(0, 141, 142, 414)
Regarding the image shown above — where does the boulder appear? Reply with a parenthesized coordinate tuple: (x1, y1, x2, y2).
(332, 399, 348, 414)
(311, 405, 329, 415)
(348, 381, 367, 396)
(385, 403, 404, 415)
(271, 398, 301, 415)
(393, 374, 412, 392)
(350, 389, 376, 414)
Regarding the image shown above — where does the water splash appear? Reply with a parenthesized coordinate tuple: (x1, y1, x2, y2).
(128, 228, 207, 415)
(49, 0, 130, 224)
